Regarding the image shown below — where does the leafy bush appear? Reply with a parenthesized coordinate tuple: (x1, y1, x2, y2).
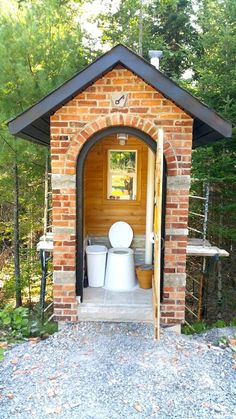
(0, 304, 57, 340)
(0, 305, 29, 338)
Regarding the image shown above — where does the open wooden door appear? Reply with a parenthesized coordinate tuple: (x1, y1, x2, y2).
(153, 129, 164, 340)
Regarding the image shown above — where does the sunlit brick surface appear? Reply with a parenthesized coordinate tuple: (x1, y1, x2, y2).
(50, 67, 193, 325)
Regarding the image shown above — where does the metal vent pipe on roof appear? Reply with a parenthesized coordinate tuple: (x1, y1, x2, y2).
(148, 50, 163, 70)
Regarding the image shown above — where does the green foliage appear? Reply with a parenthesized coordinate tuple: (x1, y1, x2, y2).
(0, 303, 58, 340)
(146, 0, 199, 79)
(0, 0, 95, 306)
(43, 320, 58, 336)
(190, 0, 236, 245)
(97, 0, 198, 79)
(230, 317, 236, 327)
(217, 336, 228, 346)
(182, 321, 210, 335)
(0, 135, 46, 255)
(0, 304, 29, 337)
(99, 0, 143, 53)
(0, 348, 4, 361)
(212, 319, 226, 329)
(0, 0, 91, 253)
(194, 0, 236, 122)
(0, 249, 42, 305)
(110, 151, 136, 171)
(0, 0, 88, 120)
(182, 317, 236, 335)
(189, 173, 236, 242)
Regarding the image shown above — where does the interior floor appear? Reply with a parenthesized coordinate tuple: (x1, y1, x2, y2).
(78, 287, 153, 322)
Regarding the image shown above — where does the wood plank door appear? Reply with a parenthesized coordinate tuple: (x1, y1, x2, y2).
(153, 128, 164, 340)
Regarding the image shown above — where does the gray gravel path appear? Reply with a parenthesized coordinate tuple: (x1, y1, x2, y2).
(0, 322, 235, 419)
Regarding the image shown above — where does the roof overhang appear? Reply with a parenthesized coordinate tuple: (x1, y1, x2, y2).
(8, 44, 232, 148)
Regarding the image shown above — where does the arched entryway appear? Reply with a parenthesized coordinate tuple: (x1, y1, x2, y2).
(76, 126, 167, 302)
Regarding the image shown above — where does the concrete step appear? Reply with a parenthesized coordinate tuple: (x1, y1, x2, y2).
(78, 304, 153, 322)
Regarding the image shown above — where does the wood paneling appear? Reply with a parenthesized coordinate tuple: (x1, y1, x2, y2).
(84, 135, 149, 236)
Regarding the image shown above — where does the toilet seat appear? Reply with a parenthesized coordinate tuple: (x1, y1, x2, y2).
(109, 247, 134, 255)
(109, 221, 133, 248)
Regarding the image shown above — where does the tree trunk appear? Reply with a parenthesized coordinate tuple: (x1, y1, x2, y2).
(13, 156, 22, 307)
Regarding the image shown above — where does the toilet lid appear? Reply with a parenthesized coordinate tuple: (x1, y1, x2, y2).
(109, 221, 133, 248)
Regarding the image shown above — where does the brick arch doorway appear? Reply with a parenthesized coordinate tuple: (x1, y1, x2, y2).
(76, 126, 167, 301)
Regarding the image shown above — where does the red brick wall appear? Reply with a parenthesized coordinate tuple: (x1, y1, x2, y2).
(50, 67, 193, 325)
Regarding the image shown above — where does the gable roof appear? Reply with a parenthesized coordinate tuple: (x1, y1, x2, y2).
(8, 44, 232, 148)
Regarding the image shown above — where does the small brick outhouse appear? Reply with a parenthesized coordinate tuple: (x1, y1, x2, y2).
(8, 45, 232, 331)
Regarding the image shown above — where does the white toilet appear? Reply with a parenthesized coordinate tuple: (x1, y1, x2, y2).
(104, 221, 137, 291)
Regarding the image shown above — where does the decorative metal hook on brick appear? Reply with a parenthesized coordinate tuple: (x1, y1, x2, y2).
(115, 95, 125, 105)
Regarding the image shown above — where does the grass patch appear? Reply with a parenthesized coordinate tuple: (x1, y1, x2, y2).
(230, 317, 236, 327)
(182, 317, 236, 335)
(0, 348, 5, 361)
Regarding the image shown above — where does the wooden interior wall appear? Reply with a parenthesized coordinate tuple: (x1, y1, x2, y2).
(84, 135, 149, 236)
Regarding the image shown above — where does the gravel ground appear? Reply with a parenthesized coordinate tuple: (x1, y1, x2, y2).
(0, 323, 235, 419)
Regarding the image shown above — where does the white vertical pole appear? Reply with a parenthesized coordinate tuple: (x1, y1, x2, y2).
(145, 148, 155, 264)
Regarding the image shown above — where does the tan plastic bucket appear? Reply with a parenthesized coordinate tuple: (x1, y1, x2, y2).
(136, 265, 153, 289)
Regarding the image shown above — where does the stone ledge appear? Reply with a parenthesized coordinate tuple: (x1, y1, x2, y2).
(167, 175, 191, 190)
(164, 273, 186, 287)
(53, 271, 76, 284)
(53, 226, 75, 235)
(166, 228, 188, 236)
(51, 174, 76, 189)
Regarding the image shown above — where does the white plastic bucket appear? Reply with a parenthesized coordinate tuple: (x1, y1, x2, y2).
(86, 245, 108, 287)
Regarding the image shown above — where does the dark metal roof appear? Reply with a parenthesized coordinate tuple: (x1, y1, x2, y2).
(8, 44, 232, 148)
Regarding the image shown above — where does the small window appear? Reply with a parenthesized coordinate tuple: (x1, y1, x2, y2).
(107, 150, 137, 200)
